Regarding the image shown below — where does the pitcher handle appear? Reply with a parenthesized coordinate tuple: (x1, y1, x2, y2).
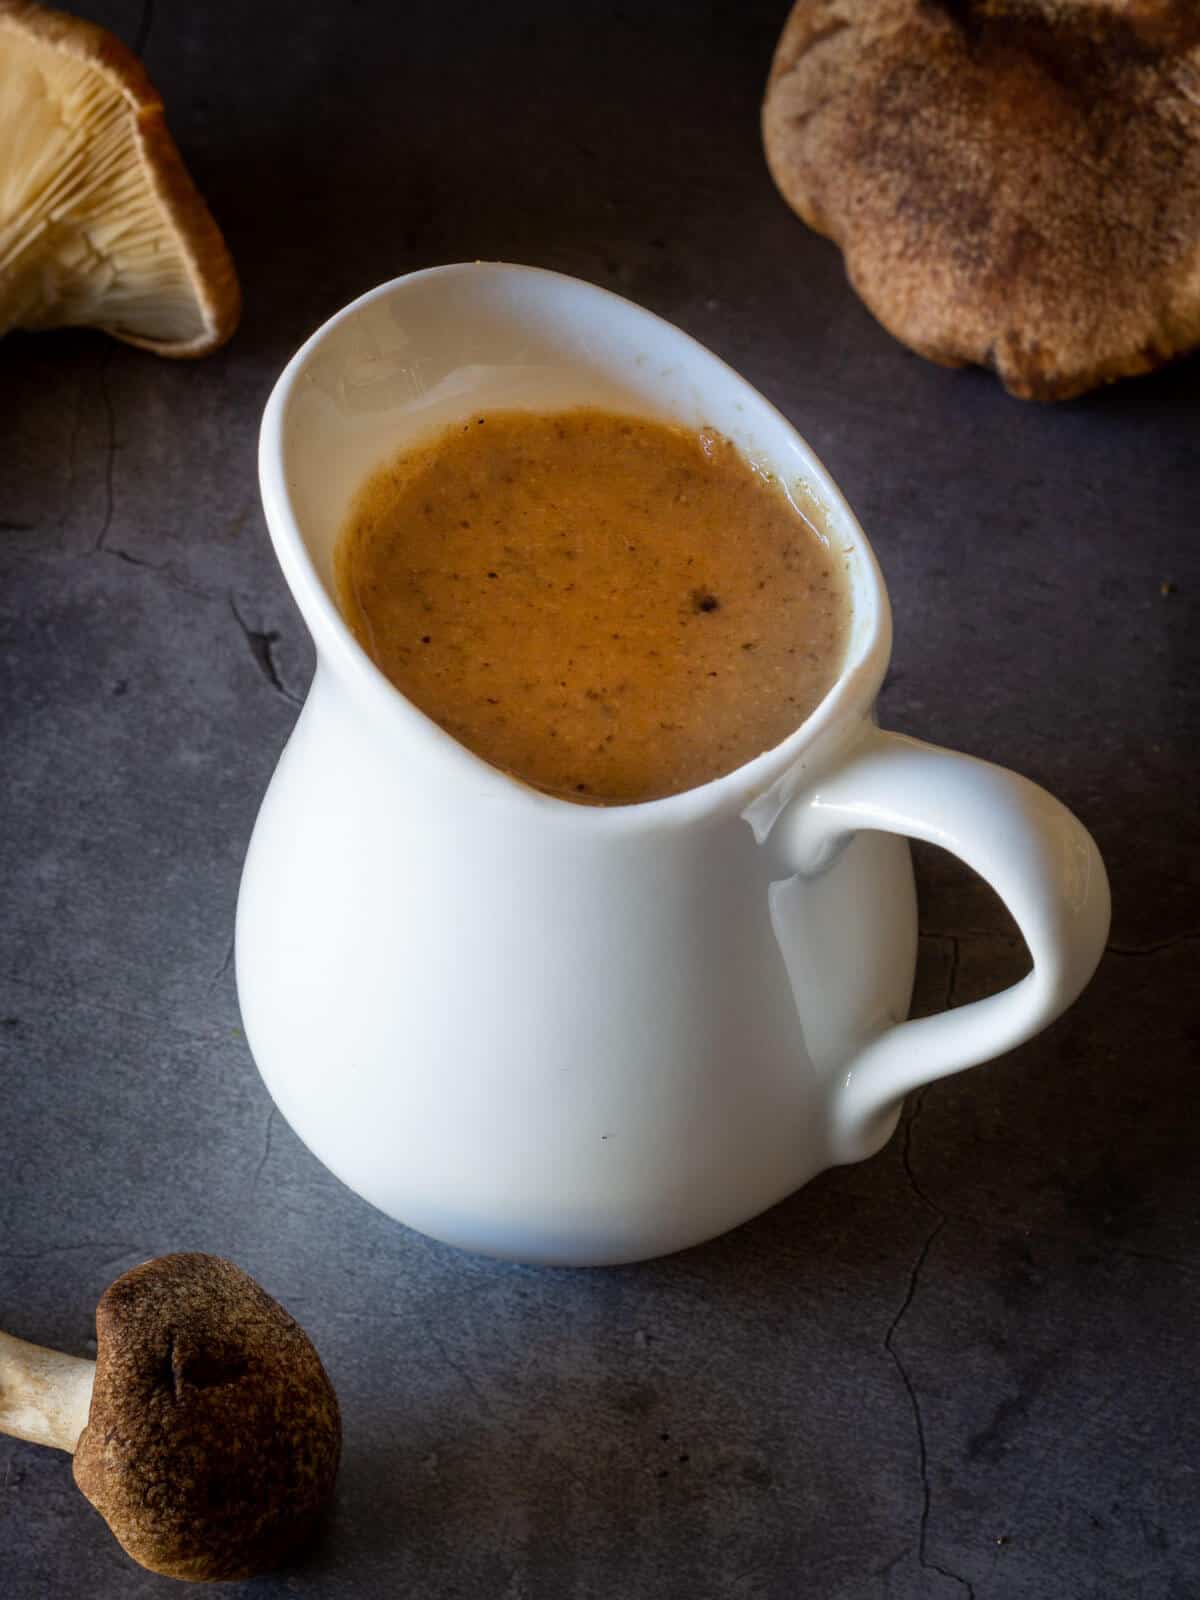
(779, 727, 1111, 1163)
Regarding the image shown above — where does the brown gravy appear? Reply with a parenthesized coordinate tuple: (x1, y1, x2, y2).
(335, 409, 850, 804)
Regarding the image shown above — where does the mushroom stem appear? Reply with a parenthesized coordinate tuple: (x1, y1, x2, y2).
(0, 1330, 95, 1453)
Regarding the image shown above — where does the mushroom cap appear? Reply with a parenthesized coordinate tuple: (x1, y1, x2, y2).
(0, 0, 239, 356)
(73, 1254, 341, 1583)
(762, 0, 1200, 399)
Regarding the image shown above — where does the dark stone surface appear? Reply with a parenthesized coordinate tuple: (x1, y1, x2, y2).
(1, 3, 1197, 1596)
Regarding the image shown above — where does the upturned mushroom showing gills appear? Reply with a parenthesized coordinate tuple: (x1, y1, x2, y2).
(0, 1254, 341, 1581)
(763, 0, 1200, 399)
(0, 0, 239, 355)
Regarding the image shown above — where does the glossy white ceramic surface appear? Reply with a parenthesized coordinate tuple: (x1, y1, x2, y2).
(239, 264, 1111, 1265)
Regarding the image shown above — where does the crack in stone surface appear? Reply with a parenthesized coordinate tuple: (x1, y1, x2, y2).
(921, 926, 1200, 960)
(1105, 934, 1200, 957)
(0, 968, 229, 1045)
(427, 1331, 497, 1421)
(24, 525, 222, 601)
(885, 1178, 975, 1595)
(2, 527, 218, 604)
(106, 546, 215, 600)
(945, 933, 960, 1011)
(881, 920, 1197, 1592)
(93, 353, 117, 553)
(209, 932, 235, 993)
(229, 593, 301, 707)
(249, 1105, 276, 1201)
(882, 938, 976, 1600)
(918, 924, 1018, 944)
(133, 0, 155, 56)
(58, 371, 87, 534)
(921, 1204, 1199, 1280)
(890, 1002, 1197, 1275)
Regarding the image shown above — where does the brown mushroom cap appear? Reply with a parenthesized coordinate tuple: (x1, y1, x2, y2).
(72, 1254, 341, 1583)
(762, 0, 1200, 399)
(0, 0, 239, 356)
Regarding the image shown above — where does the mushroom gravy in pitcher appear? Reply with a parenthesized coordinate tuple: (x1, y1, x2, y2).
(335, 409, 850, 804)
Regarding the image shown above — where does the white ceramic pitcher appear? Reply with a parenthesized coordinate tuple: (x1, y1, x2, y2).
(238, 263, 1110, 1266)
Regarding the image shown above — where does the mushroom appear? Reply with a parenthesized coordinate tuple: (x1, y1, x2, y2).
(0, 0, 239, 355)
(0, 1254, 341, 1581)
(762, 0, 1200, 399)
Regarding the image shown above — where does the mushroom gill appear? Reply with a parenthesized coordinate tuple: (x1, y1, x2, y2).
(0, 1, 239, 356)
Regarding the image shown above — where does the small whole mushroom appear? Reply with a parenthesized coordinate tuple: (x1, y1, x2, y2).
(0, 1254, 341, 1582)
